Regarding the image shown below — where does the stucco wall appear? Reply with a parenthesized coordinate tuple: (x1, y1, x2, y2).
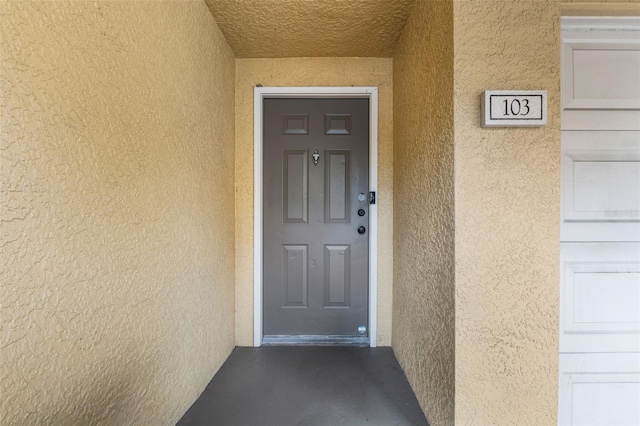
(453, 1, 561, 424)
(206, 0, 414, 58)
(235, 58, 393, 346)
(391, 1, 455, 426)
(1, 2, 235, 424)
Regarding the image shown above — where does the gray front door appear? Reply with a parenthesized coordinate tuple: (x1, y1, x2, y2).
(263, 98, 369, 341)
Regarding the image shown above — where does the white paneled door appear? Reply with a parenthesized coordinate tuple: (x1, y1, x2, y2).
(560, 17, 640, 426)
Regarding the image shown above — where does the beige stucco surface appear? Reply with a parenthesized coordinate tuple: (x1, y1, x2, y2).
(206, 0, 414, 58)
(392, 1, 455, 425)
(1, 1, 236, 424)
(453, 1, 561, 424)
(235, 58, 393, 346)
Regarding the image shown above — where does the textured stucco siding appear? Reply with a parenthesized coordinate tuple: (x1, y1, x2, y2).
(205, 0, 414, 58)
(1, 2, 236, 424)
(453, 1, 561, 424)
(235, 58, 393, 347)
(392, 1, 455, 426)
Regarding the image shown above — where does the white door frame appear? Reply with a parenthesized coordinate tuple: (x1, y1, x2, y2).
(253, 86, 379, 347)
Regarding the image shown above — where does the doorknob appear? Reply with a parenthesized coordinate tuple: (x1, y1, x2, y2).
(357, 226, 366, 235)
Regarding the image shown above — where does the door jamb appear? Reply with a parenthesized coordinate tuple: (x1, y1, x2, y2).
(253, 86, 379, 347)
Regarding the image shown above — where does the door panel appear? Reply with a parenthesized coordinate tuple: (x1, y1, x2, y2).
(263, 98, 369, 339)
(283, 150, 309, 223)
(561, 131, 640, 242)
(325, 151, 350, 223)
(324, 245, 350, 306)
(559, 354, 640, 426)
(561, 24, 640, 130)
(282, 245, 308, 307)
(560, 243, 640, 353)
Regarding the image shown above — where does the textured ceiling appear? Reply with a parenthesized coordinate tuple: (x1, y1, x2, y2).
(205, 0, 416, 58)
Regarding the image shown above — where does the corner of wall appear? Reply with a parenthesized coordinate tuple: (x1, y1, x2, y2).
(391, 1, 455, 424)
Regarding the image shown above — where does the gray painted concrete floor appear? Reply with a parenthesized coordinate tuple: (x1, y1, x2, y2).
(177, 347, 429, 426)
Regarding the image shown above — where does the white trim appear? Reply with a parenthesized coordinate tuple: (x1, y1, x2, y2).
(561, 17, 640, 32)
(253, 90, 264, 348)
(262, 335, 369, 346)
(253, 86, 379, 348)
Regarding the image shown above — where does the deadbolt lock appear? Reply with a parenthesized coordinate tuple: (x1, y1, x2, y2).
(358, 209, 366, 217)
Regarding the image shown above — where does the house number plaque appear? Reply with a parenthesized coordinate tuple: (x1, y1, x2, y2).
(481, 90, 547, 127)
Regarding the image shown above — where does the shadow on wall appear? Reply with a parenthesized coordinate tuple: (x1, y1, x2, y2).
(32, 340, 155, 425)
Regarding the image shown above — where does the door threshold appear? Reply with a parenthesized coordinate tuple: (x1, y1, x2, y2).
(262, 335, 370, 347)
